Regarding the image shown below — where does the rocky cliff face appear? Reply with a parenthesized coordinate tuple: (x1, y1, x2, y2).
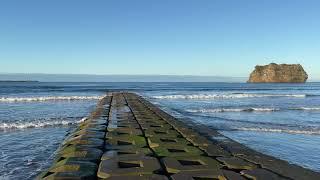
(248, 63, 308, 83)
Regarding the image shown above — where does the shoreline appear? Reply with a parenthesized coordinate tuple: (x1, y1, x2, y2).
(38, 92, 320, 179)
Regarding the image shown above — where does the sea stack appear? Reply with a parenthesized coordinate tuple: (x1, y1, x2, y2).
(248, 63, 308, 83)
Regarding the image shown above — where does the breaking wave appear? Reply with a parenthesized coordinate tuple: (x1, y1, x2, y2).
(0, 96, 102, 102)
(0, 117, 87, 130)
(187, 106, 320, 113)
(289, 107, 320, 111)
(187, 107, 280, 113)
(234, 127, 320, 135)
(153, 93, 307, 100)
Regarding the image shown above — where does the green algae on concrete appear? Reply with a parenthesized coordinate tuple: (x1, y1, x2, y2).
(241, 168, 288, 180)
(161, 156, 222, 174)
(170, 170, 227, 180)
(152, 144, 203, 157)
(39, 159, 98, 180)
(101, 148, 153, 160)
(97, 156, 162, 178)
(55, 147, 103, 163)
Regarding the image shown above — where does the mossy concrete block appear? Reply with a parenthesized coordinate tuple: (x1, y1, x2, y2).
(241, 168, 287, 180)
(107, 123, 140, 129)
(77, 124, 107, 131)
(82, 127, 107, 132)
(108, 121, 140, 127)
(222, 170, 246, 180)
(161, 156, 222, 174)
(114, 116, 135, 121)
(170, 122, 190, 131)
(69, 133, 105, 141)
(55, 148, 103, 163)
(152, 144, 203, 157)
(140, 120, 171, 126)
(71, 130, 106, 139)
(105, 135, 147, 148)
(114, 113, 134, 118)
(216, 157, 257, 170)
(104, 145, 152, 153)
(239, 154, 320, 180)
(101, 149, 152, 160)
(106, 128, 143, 136)
(109, 118, 135, 123)
(147, 136, 189, 148)
(79, 119, 108, 126)
(137, 117, 164, 123)
(57, 145, 102, 155)
(170, 170, 226, 180)
(103, 174, 168, 180)
(144, 129, 180, 138)
(101, 151, 146, 161)
(135, 115, 159, 120)
(133, 111, 154, 116)
(218, 140, 253, 156)
(176, 128, 198, 139)
(200, 144, 231, 157)
(140, 123, 172, 131)
(38, 159, 97, 180)
(106, 128, 143, 137)
(62, 137, 104, 149)
(105, 145, 142, 151)
(97, 156, 162, 178)
(186, 135, 211, 148)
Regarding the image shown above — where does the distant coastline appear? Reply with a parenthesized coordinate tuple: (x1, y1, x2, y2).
(0, 73, 246, 82)
(0, 80, 39, 83)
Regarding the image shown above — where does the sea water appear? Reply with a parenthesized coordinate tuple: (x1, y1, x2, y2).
(0, 82, 319, 179)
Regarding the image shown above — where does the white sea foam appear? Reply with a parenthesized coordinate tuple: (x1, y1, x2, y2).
(290, 107, 320, 111)
(0, 96, 102, 102)
(0, 117, 86, 130)
(187, 106, 320, 113)
(187, 107, 280, 113)
(235, 127, 320, 135)
(78, 117, 87, 122)
(249, 108, 280, 111)
(153, 93, 306, 100)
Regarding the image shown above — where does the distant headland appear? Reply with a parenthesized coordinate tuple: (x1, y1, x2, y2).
(248, 63, 308, 83)
(0, 80, 39, 83)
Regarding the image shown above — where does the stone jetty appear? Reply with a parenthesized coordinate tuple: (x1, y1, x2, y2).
(38, 92, 320, 180)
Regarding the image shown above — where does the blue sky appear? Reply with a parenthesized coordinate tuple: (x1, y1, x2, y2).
(0, 0, 319, 79)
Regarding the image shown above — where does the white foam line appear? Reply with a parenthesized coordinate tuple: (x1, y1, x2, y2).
(290, 107, 320, 111)
(153, 94, 306, 100)
(0, 118, 86, 130)
(187, 107, 280, 113)
(0, 96, 102, 102)
(235, 127, 320, 135)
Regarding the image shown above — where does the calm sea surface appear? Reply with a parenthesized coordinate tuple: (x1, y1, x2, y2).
(0, 82, 320, 179)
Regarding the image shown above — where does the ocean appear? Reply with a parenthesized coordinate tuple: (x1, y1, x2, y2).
(0, 82, 320, 179)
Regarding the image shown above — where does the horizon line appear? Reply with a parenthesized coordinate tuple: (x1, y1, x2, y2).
(0, 72, 247, 78)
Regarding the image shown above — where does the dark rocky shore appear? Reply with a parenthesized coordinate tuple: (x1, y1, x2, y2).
(38, 92, 320, 180)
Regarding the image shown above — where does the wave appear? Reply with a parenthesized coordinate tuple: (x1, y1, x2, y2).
(289, 107, 320, 111)
(187, 106, 320, 113)
(187, 107, 280, 113)
(0, 117, 86, 130)
(152, 93, 307, 100)
(0, 96, 102, 102)
(234, 127, 320, 135)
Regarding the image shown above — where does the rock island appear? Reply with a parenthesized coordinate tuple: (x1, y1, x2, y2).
(248, 63, 308, 83)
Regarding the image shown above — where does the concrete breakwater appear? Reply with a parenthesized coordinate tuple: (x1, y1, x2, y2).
(38, 92, 320, 180)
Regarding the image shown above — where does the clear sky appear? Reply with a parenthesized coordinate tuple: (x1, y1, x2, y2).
(0, 0, 319, 79)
